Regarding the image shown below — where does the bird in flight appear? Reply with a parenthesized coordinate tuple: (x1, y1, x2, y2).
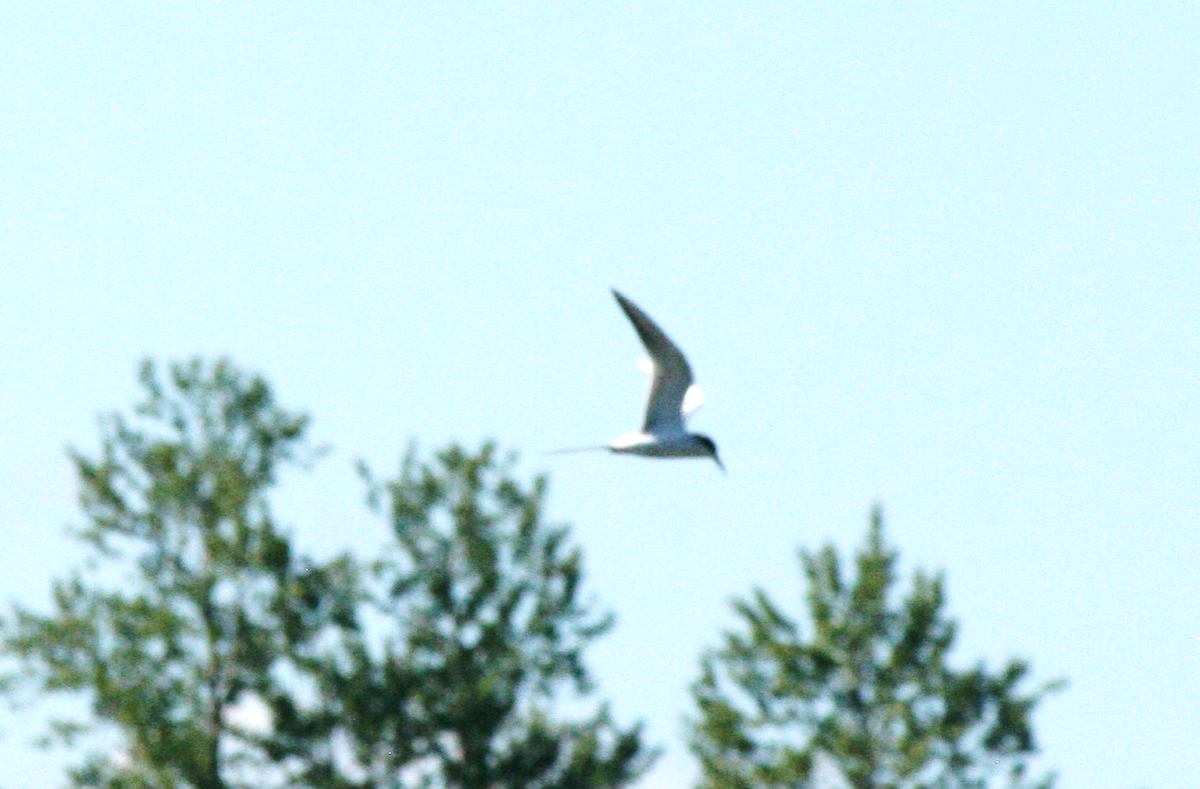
(554, 289, 723, 472)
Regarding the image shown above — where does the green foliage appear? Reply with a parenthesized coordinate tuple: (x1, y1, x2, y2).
(690, 508, 1063, 789)
(0, 358, 357, 789)
(1, 359, 649, 789)
(298, 442, 652, 789)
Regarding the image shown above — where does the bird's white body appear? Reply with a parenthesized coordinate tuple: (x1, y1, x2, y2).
(609, 429, 713, 458)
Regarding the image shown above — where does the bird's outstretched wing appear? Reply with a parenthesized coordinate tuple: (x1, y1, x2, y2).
(612, 290, 694, 435)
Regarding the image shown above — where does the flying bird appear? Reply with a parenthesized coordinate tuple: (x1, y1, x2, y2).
(553, 289, 723, 472)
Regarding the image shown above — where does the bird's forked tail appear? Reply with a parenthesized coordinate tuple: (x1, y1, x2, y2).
(545, 444, 611, 456)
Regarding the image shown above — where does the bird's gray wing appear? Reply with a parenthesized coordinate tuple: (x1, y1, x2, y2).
(612, 290, 694, 434)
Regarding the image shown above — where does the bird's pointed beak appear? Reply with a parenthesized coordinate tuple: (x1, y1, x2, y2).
(713, 455, 726, 474)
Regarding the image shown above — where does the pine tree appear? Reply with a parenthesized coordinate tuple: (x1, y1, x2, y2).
(690, 509, 1062, 789)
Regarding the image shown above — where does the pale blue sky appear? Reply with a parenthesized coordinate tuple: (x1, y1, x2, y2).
(2, 3, 1198, 788)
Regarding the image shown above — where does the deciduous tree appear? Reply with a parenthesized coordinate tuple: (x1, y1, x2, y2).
(2, 359, 650, 789)
(318, 443, 653, 789)
(1, 358, 356, 789)
(690, 509, 1062, 789)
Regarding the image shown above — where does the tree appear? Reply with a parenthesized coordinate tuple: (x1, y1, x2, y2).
(0, 358, 358, 789)
(303, 442, 653, 789)
(690, 508, 1063, 789)
(2, 358, 650, 789)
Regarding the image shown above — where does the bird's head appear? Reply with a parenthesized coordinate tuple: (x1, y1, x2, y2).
(694, 434, 725, 473)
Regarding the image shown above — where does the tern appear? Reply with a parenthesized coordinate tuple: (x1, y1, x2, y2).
(554, 289, 724, 472)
